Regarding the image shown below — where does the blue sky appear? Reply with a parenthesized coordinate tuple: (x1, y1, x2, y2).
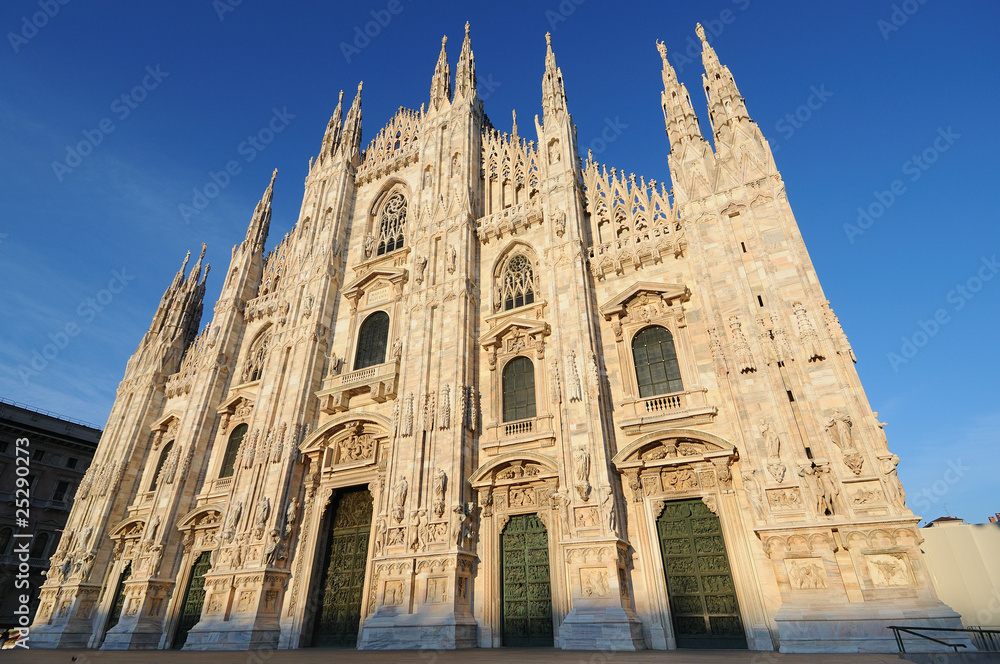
(1, 1, 997, 523)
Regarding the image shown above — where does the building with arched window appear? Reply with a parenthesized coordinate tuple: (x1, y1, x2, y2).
(31, 24, 964, 655)
(0, 399, 100, 632)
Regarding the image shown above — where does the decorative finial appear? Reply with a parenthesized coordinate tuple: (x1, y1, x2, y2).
(696, 23, 707, 42)
(512, 109, 518, 134)
(199, 242, 207, 260)
(545, 32, 552, 47)
(465, 21, 470, 37)
(357, 81, 364, 93)
(441, 35, 447, 47)
(338, 90, 344, 103)
(656, 40, 667, 63)
(270, 169, 277, 183)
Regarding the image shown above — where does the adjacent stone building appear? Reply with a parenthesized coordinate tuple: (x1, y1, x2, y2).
(921, 516, 1000, 631)
(30, 25, 965, 652)
(0, 399, 100, 629)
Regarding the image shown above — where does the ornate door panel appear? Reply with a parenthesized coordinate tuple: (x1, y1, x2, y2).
(100, 562, 131, 645)
(501, 513, 553, 647)
(173, 551, 211, 649)
(311, 487, 373, 648)
(656, 499, 746, 649)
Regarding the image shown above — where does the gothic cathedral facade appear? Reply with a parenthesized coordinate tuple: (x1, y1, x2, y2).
(31, 25, 963, 653)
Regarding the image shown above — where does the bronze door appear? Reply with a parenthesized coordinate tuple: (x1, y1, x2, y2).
(173, 551, 211, 649)
(657, 499, 746, 649)
(100, 562, 131, 645)
(501, 513, 553, 647)
(311, 487, 373, 647)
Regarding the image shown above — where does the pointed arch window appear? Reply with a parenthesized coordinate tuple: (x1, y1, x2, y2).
(30, 532, 50, 560)
(376, 192, 407, 256)
(242, 329, 271, 383)
(354, 311, 390, 370)
(632, 326, 683, 398)
(502, 356, 536, 422)
(219, 423, 247, 479)
(500, 254, 536, 311)
(149, 441, 174, 492)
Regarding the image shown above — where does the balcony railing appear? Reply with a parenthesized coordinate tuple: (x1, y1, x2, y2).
(504, 419, 533, 437)
(483, 414, 554, 452)
(319, 359, 399, 413)
(618, 388, 716, 432)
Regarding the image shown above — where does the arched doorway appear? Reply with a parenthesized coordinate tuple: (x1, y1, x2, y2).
(311, 486, 373, 647)
(100, 563, 131, 646)
(656, 499, 746, 649)
(173, 551, 211, 649)
(501, 513, 553, 647)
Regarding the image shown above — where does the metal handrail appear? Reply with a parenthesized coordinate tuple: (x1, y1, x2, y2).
(888, 625, 1000, 653)
(0, 395, 101, 430)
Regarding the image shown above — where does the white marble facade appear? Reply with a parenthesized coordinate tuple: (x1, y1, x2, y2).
(30, 24, 964, 653)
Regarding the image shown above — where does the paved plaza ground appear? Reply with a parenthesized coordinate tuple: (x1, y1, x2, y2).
(0, 647, 915, 664)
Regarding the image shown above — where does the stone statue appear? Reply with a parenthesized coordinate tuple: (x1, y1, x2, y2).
(225, 500, 243, 540)
(741, 470, 765, 522)
(827, 410, 864, 475)
(392, 478, 408, 524)
(263, 529, 283, 567)
(601, 487, 618, 536)
(879, 454, 907, 509)
(284, 496, 299, 536)
(550, 490, 572, 536)
(759, 419, 781, 459)
(415, 255, 427, 284)
(254, 496, 271, 539)
(432, 469, 447, 518)
(817, 464, 840, 515)
(573, 446, 591, 501)
(409, 510, 428, 552)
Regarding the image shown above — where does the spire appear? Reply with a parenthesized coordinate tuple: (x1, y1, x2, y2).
(697, 23, 750, 137)
(341, 82, 363, 158)
(511, 109, 518, 139)
(319, 90, 344, 160)
(245, 170, 275, 253)
(541, 32, 568, 124)
(187, 243, 207, 285)
(429, 36, 451, 110)
(454, 22, 476, 100)
(657, 40, 706, 149)
(172, 250, 191, 289)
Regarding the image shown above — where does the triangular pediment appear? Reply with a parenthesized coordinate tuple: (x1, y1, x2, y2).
(342, 266, 407, 305)
(599, 281, 690, 320)
(216, 394, 253, 415)
(478, 317, 550, 347)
